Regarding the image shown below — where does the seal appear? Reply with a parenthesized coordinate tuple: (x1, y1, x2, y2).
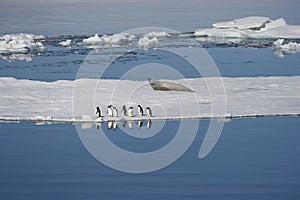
(147, 78, 194, 92)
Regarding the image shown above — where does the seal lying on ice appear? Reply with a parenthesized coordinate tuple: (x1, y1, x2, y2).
(147, 78, 194, 92)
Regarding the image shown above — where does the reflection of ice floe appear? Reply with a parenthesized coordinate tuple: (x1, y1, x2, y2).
(195, 16, 300, 39)
(80, 33, 135, 48)
(1, 53, 36, 62)
(273, 39, 300, 57)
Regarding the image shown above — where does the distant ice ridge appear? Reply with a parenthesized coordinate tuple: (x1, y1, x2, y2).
(0, 33, 45, 54)
(195, 16, 300, 39)
(0, 76, 299, 122)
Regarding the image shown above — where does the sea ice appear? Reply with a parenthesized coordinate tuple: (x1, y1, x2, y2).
(212, 16, 270, 30)
(59, 39, 72, 47)
(145, 31, 170, 38)
(0, 33, 45, 54)
(0, 76, 299, 122)
(80, 33, 135, 47)
(273, 39, 300, 57)
(195, 16, 300, 39)
(137, 36, 159, 50)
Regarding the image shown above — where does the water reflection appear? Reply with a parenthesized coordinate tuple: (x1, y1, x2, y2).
(103, 120, 152, 131)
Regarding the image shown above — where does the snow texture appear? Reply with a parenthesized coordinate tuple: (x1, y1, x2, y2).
(0, 76, 299, 122)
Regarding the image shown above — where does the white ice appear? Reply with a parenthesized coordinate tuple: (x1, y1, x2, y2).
(273, 39, 300, 57)
(212, 16, 270, 30)
(0, 33, 45, 54)
(80, 33, 135, 47)
(195, 16, 300, 39)
(0, 76, 299, 122)
(137, 36, 159, 50)
(59, 39, 72, 47)
(145, 31, 170, 38)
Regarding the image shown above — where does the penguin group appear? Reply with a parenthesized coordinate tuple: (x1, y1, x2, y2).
(95, 104, 153, 119)
(95, 104, 153, 131)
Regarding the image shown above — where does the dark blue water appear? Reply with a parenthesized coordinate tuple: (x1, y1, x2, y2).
(1, 46, 300, 82)
(0, 117, 299, 199)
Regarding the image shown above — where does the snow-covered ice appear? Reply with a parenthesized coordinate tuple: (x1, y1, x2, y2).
(59, 39, 72, 47)
(0, 76, 299, 123)
(273, 39, 300, 57)
(212, 16, 270, 30)
(0, 33, 45, 54)
(145, 31, 170, 38)
(195, 16, 300, 39)
(137, 36, 159, 50)
(80, 33, 135, 47)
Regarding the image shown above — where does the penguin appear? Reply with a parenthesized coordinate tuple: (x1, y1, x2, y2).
(128, 107, 134, 117)
(121, 105, 127, 116)
(96, 107, 102, 118)
(146, 107, 153, 117)
(107, 105, 113, 117)
(137, 105, 143, 116)
(112, 106, 118, 117)
(146, 120, 152, 129)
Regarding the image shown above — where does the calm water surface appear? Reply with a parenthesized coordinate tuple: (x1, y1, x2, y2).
(0, 117, 299, 199)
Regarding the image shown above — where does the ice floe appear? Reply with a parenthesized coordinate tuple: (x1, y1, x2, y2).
(273, 39, 300, 57)
(213, 16, 270, 30)
(145, 31, 170, 38)
(59, 39, 72, 47)
(0, 76, 299, 122)
(0, 33, 45, 54)
(195, 16, 300, 39)
(80, 33, 135, 48)
(137, 36, 159, 50)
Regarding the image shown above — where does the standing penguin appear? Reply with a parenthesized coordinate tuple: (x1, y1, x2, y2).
(112, 107, 118, 117)
(128, 107, 134, 117)
(107, 105, 113, 117)
(137, 105, 143, 116)
(96, 107, 102, 118)
(146, 107, 153, 117)
(121, 105, 127, 116)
